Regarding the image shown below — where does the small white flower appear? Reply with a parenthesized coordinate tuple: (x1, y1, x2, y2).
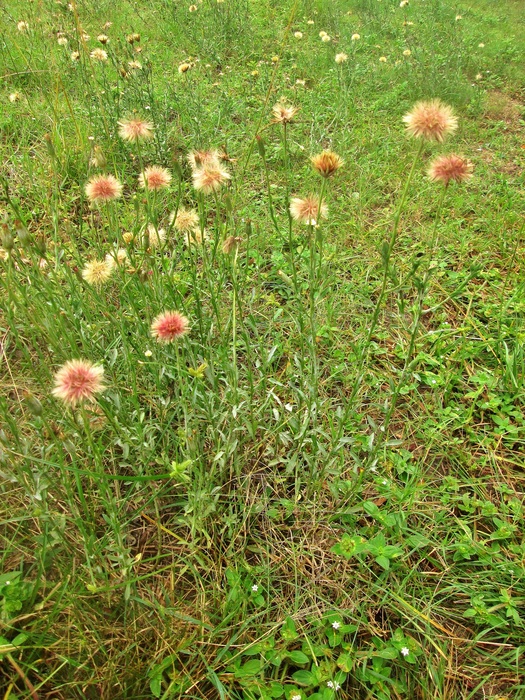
(251, 584, 258, 592)
(144, 350, 153, 357)
(401, 646, 410, 657)
(291, 695, 302, 700)
(327, 681, 341, 690)
(332, 621, 341, 629)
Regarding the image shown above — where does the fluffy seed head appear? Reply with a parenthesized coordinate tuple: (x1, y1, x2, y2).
(222, 236, 242, 254)
(97, 34, 109, 44)
(143, 224, 166, 249)
(192, 164, 231, 194)
(428, 154, 473, 186)
(335, 52, 348, 64)
(183, 228, 209, 247)
(85, 174, 123, 202)
(351, 33, 360, 41)
(52, 360, 105, 406)
(403, 99, 458, 142)
(290, 195, 328, 226)
(118, 117, 154, 143)
(82, 259, 114, 285)
(170, 207, 200, 232)
(90, 48, 108, 61)
(71, 51, 80, 61)
(17, 21, 29, 32)
(272, 103, 298, 124)
(138, 165, 172, 190)
(187, 149, 221, 171)
(311, 150, 344, 178)
(105, 248, 128, 267)
(151, 311, 190, 343)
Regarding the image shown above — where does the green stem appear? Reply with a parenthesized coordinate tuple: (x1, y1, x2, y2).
(366, 182, 448, 467)
(334, 140, 425, 446)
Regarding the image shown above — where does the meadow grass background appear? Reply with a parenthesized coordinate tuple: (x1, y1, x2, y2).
(1, 0, 524, 697)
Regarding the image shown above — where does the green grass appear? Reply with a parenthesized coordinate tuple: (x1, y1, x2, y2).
(0, 0, 524, 698)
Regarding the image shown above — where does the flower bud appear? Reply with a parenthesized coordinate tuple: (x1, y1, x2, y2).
(15, 220, 31, 246)
(1, 225, 14, 252)
(256, 135, 266, 158)
(24, 393, 43, 417)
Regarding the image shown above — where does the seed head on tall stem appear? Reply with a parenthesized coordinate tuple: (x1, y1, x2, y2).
(403, 99, 458, 142)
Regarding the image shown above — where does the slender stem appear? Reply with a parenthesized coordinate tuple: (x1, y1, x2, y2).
(333, 140, 425, 446)
(366, 183, 449, 467)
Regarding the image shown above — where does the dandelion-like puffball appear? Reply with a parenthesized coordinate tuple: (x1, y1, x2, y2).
(142, 224, 166, 249)
(138, 165, 172, 190)
(272, 103, 299, 124)
(118, 117, 154, 143)
(90, 48, 108, 61)
(335, 52, 348, 64)
(52, 360, 105, 406)
(85, 174, 123, 202)
(170, 207, 200, 233)
(403, 99, 458, 142)
(105, 248, 128, 267)
(428, 154, 473, 186)
(151, 311, 190, 343)
(290, 196, 328, 226)
(82, 259, 114, 286)
(192, 164, 231, 194)
(187, 149, 222, 171)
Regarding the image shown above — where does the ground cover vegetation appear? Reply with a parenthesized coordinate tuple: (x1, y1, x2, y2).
(1, 0, 524, 697)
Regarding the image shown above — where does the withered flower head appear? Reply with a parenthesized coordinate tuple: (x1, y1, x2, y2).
(311, 150, 343, 178)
